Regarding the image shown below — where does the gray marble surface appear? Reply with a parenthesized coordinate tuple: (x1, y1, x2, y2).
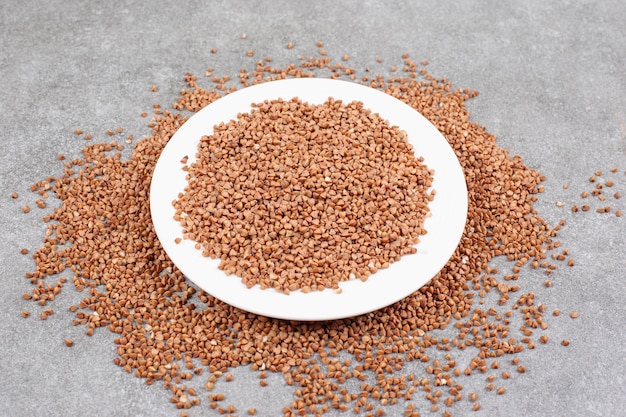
(1, 1, 624, 416)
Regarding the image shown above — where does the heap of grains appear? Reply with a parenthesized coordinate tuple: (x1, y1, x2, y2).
(17, 44, 596, 416)
(173, 97, 433, 293)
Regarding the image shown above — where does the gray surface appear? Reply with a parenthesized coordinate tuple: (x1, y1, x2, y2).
(1, 1, 625, 416)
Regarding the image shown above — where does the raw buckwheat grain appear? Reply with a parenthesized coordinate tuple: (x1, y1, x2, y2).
(173, 97, 433, 293)
(20, 43, 581, 416)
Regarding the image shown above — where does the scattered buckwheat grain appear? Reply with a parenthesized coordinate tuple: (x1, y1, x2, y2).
(20, 44, 577, 416)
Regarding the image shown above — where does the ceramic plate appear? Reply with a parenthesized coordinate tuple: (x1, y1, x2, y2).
(150, 78, 467, 321)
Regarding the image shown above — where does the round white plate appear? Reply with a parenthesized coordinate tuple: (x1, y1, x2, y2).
(150, 78, 467, 321)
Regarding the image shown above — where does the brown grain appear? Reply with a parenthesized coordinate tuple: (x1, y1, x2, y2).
(19, 46, 572, 416)
(174, 97, 433, 293)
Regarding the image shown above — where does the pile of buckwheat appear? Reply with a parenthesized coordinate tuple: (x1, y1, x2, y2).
(18, 42, 606, 416)
(174, 97, 433, 293)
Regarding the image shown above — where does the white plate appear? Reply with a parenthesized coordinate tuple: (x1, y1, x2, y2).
(150, 78, 467, 321)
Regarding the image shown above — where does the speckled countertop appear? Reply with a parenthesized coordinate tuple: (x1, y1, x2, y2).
(1, 1, 624, 416)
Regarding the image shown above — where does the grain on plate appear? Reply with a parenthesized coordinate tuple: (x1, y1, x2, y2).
(174, 97, 433, 293)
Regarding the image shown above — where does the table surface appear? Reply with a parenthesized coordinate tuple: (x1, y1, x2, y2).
(1, 1, 624, 416)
